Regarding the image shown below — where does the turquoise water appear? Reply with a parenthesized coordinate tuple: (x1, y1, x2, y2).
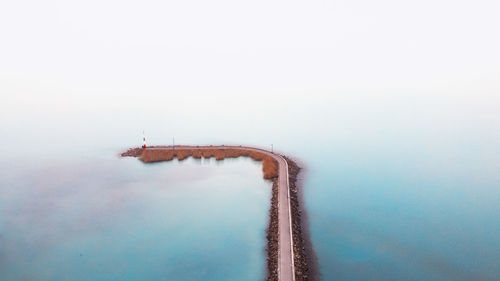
(0, 154, 270, 280)
(291, 96, 500, 280)
(1, 93, 499, 280)
(2, 0, 500, 279)
(305, 143, 500, 280)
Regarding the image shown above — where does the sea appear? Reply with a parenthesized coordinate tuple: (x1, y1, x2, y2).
(0, 93, 499, 280)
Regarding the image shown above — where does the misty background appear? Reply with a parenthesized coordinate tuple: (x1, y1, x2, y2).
(1, 1, 499, 280)
(1, 1, 499, 147)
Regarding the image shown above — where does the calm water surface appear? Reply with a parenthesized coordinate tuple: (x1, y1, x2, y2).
(0, 154, 270, 281)
(1, 93, 499, 280)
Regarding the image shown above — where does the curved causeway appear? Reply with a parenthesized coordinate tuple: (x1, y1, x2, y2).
(121, 145, 297, 281)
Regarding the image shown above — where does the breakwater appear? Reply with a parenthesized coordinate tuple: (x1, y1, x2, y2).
(121, 146, 315, 281)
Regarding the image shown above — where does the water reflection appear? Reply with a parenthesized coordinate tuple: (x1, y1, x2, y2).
(0, 156, 271, 281)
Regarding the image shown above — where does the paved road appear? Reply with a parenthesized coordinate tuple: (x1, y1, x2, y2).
(149, 145, 295, 281)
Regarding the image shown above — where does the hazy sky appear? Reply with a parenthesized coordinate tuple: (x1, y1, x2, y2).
(1, 0, 499, 118)
(1, 3, 499, 280)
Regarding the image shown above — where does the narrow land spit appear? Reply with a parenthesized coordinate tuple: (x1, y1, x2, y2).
(122, 145, 312, 281)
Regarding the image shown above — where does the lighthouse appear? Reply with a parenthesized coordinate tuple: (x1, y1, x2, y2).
(142, 131, 147, 149)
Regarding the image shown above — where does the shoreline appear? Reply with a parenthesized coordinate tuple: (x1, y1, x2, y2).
(121, 146, 317, 281)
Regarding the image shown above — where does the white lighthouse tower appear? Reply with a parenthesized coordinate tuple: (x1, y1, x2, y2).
(142, 131, 147, 149)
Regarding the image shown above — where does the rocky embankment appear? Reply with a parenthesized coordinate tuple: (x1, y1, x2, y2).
(284, 157, 318, 281)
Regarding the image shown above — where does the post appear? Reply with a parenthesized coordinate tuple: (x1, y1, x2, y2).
(271, 144, 273, 153)
(172, 137, 175, 151)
